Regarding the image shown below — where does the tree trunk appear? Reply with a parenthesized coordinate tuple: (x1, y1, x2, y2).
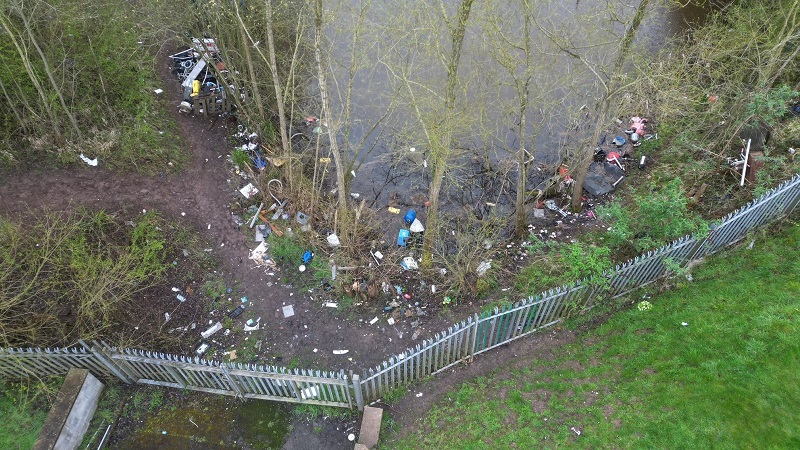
(514, 0, 533, 239)
(570, 0, 650, 212)
(264, 0, 291, 161)
(313, 0, 349, 240)
(421, 0, 475, 266)
(233, 1, 266, 120)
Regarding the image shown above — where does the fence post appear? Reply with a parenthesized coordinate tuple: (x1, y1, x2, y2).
(787, 184, 800, 215)
(351, 373, 364, 411)
(79, 340, 133, 384)
(469, 314, 480, 360)
(221, 364, 243, 397)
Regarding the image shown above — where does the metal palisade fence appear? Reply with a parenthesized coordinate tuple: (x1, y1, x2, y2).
(2, 174, 800, 410)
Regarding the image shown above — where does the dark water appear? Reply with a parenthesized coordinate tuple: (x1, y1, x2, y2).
(314, 0, 715, 211)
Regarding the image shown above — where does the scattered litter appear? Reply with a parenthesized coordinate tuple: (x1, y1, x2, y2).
(397, 229, 410, 247)
(404, 209, 417, 225)
(164, 312, 171, 323)
(371, 250, 383, 264)
(387, 207, 401, 214)
(570, 426, 582, 436)
(176, 294, 186, 302)
(296, 211, 310, 225)
(282, 305, 295, 318)
(544, 200, 569, 217)
(79, 154, 98, 166)
(333, 350, 349, 355)
(228, 306, 244, 318)
(154, 88, 164, 95)
(350, 193, 361, 199)
(387, 317, 395, 325)
(401, 257, 418, 270)
(247, 203, 265, 229)
(409, 147, 416, 152)
(681, 322, 688, 327)
(324, 302, 338, 308)
(415, 392, 423, 398)
(409, 218, 425, 233)
(239, 183, 259, 199)
(348, 434, 355, 442)
(369, 317, 379, 325)
(476, 260, 492, 277)
(243, 321, 260, 332)
(298, 264, 306, 272)
(255, 225, 269, 242)
(195, 343, 209, 357)
(249, 241, 276, 268)
(327, 233, 341, 247)
(171, 287, 180, 292)
(201, 322, 223, 339)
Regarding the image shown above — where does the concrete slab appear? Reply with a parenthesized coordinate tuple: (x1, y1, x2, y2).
(34, 368, 104, 450)
(357, 406, 383, 449)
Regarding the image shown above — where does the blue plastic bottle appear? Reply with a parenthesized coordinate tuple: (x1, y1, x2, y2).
(403, 209, 417, 225)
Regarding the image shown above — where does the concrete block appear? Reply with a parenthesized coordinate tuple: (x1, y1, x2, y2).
(34, 368, 104, 450)
(357, 406, 383, 449)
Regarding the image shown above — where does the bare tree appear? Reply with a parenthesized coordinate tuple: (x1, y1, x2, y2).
(312, 0, 349, 239)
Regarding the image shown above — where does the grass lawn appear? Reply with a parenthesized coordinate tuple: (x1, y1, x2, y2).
(386, 222, 800, 449)
(0, 378, 61, 450)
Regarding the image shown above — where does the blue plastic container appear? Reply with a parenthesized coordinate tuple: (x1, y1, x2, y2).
(302, 250, 314, 264)
(404, 209, 417, 225)
(397, 229, 410, 247)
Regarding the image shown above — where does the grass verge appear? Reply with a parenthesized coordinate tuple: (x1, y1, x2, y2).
(0, 377, 61, 449)
(386, 221, 800, 449)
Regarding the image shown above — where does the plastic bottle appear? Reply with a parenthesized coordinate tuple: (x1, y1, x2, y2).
(403, 209, 417, 225)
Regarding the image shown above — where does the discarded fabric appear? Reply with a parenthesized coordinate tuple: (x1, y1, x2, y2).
(79, 154, 98, 166)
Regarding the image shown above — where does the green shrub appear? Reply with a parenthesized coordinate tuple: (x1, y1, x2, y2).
(599, 179, 706, 253)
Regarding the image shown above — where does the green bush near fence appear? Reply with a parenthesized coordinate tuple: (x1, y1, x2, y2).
(386, 221, 800, 449)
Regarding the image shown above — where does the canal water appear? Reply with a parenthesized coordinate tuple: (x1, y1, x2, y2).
(313, 0, 718, 215)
